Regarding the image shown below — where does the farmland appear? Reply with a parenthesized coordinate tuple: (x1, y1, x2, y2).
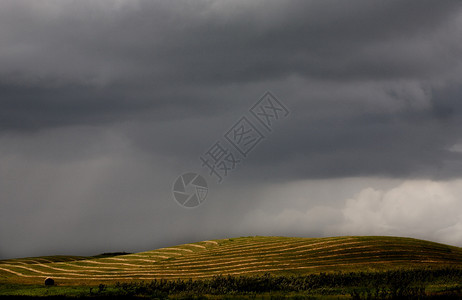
(1, 236, 462, 298)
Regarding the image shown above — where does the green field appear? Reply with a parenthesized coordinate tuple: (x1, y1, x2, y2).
(1, 236, 462, 298)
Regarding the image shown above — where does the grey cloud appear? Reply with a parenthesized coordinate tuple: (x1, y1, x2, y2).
(1, 0, 462, 260)
(0, 0, 461, 132)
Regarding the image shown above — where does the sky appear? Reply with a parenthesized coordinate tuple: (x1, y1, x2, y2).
(1, 0, 462, 259)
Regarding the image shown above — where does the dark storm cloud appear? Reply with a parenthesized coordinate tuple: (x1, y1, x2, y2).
(0, 82, 233, 131)
(1, 0, 461, 130)
(2, 0, 462, 260)
(233, 80, 462, 181)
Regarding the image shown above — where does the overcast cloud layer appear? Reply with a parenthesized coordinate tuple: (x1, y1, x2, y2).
(1, 0, 462, 259)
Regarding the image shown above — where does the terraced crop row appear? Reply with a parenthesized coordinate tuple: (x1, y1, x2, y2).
(1, 236, 461, 285)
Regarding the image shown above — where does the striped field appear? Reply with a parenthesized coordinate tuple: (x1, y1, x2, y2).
(1, 236, 462, 285)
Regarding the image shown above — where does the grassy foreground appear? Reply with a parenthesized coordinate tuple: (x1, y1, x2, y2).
(1, 236, 462, 298)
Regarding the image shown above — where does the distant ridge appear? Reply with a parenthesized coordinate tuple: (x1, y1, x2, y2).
(1, 236, 462, 285)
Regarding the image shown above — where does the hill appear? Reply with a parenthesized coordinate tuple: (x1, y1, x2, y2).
(1, 236, 462, 285)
